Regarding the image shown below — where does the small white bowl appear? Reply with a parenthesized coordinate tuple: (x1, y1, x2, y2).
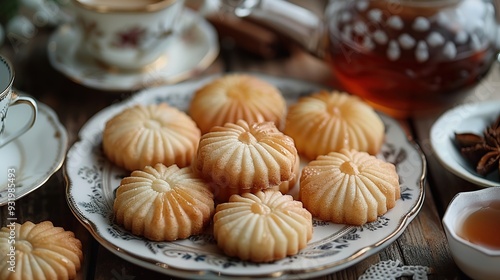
(442, 187, 500, 280)
(430, 100, 500, 187)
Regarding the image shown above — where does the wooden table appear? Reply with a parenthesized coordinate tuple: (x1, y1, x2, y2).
(1, 2, 499, 279)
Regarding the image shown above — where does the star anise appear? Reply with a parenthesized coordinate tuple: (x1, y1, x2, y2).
(455, 114, 500, 176)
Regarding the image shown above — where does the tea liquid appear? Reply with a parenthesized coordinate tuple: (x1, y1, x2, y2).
(457, 201, 500, 250)
(327, 0, 497, 117)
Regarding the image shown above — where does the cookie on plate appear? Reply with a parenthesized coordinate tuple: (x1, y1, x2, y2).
(113, 163, 214, 241)
(102, 103, 201, 171)
(189, 74, 287, 133)
(300, 149, 400, 225)
(285, 90, 385, 160)
(193, 120, 299, 202)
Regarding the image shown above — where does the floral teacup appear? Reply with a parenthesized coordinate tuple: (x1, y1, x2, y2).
(72, 0, 185, 70)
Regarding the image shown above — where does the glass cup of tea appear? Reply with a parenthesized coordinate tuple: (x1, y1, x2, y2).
(0, 56, 38, 148)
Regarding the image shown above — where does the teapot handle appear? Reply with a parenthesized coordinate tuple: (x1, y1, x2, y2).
(218, 0, 325, 57)
(496, 0, 500, 21)
(495, 0, 500, 52)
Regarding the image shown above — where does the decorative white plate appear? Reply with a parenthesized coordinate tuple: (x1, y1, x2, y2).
(65, 74, 426, 279)
(0, 101, 68, 206)
(430, 100, 500, 187)
(47, 9, 219, 92)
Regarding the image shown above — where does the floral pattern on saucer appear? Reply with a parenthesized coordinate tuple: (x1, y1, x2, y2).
(47, 10, 219, 92)
(65, 74, 426, 279)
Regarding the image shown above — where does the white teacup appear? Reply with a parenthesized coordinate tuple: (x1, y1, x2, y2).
(0, 56, 37, 148)
(72, 0, 186, 70)
(442, 187, 500, 280)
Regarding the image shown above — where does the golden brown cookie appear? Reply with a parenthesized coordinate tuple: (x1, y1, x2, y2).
(213, 190, 313, 263)
(300, 149, 400, 225)
(193, 120, 299, 202)
(102, 103, 200, 171)
(113, 163, 214, 241)
(0, 221, 83, 280)
(189, 74, 287, 133)
(285, 90, 385, 160)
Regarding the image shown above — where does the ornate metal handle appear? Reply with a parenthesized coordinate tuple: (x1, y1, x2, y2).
(0, 91, 38, 148)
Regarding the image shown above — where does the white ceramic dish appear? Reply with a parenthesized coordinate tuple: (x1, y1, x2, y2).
(47, 9, 219, 92)
(430, 100, 500, 187)
(65, 74, 426, 279)
(442, 187, 500, 280)
(0, 101, 68, 206)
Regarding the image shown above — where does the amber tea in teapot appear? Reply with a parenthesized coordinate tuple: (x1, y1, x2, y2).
(326, 0, 498, 117)
(218, 0, 499, 118)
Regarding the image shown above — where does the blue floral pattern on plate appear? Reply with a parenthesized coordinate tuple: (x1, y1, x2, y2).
(65, 74, 426, 279)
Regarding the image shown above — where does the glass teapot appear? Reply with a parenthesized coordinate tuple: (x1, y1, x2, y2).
(218, 0, 500, 117)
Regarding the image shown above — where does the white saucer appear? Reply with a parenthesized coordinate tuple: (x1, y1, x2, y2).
(47, 9, 219, 92)
(430, 100, 500, 187)
(0, 101, 68, 206)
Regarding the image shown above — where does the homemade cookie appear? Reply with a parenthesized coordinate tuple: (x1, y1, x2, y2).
(102, 103, 201, 171)
(193, 120, 299, 202)
(213, 190, 313, 262)
(285, 90, 385, 160)
(189, 74, 287, 133)
(300, 149, 400, 225)
(0, 221, 83, 280)
(113, 163, 214, 241)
